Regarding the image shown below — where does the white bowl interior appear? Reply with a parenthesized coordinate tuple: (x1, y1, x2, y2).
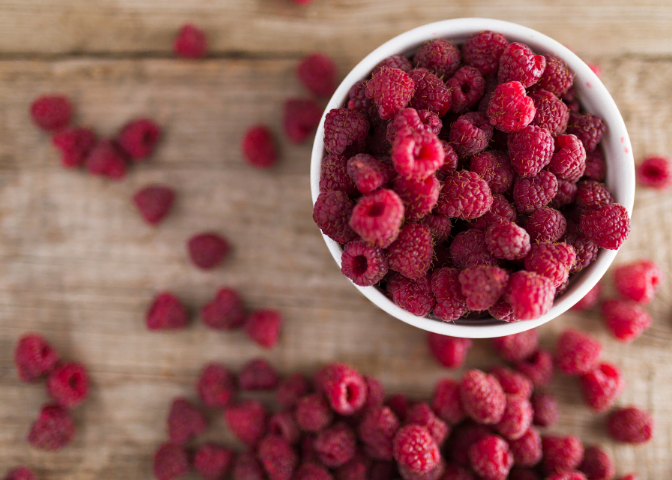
(310, 18, 635, 339)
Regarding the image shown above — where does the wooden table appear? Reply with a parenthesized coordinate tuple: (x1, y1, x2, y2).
(0, 1, 671, 478)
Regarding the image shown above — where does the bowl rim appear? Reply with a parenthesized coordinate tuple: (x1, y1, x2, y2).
(310, 17, 635, 339)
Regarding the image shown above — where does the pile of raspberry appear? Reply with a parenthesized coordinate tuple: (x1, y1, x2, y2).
(312, 31, 631, 322)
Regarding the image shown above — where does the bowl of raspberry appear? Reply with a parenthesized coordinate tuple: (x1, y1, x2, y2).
(310, 18, 634, 338)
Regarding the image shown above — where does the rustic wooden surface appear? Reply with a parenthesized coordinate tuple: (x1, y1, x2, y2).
(0, 1, 671, 478)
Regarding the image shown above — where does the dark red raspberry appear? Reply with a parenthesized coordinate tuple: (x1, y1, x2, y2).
(386, 224, 433, 280)
(530, 391, 559, 427)
(277, 374, 310, 409)
(197, 362, 236, 409)
(27, 404, 75, 451)
(244, 309, 282, 348)
(546, 473, 588, 480)
(536, 55, 574, 97)
(513, 171, 558, 214)
(472, 194, 517, 230)
(584, 148, 606, 181)
(358, 406, 400, 460)
(187, 232, 229, 269)
(485, 220, 530, 260)
(437, 171, 493, 219)
(242, 125, 278, 169)
(524, 242, 576, 288)
(565, 233, 599, 274)
(494, 396, 533, 441)
(348, 80, 378, 121)
(146, 292, 189, 330)
(508, 125, 554, 178)
(320, 154, 358, 195)
(607, 406, 654, 444)
(470, 150, 515, 194)
(295, 393, 333, 432)
(316, 363, 368, 415)
(30, 94, 72, 131)
(374, 55, 413, 75)
(406, 402, 449, 447)
(315, 423, 357, 468)
(549, 134, 586, 181)
(414, 39, 461, 79)
(391, 131, 444, 180)
(460, 369, 506, 424)
(530, 89, 569, 136)
(117, 118, 160, 161)
(153, 443, 190, 480)
(363, 376, 386, 411)
(340, 240, 388, 287)
(489, 299, 517, 322)
(52, 127, 96, 168)
(201, 287, 245, 330)
(388, 273, 436, 317)
(489, 366, 533, 399)
(258, 435, 298, 480)
(349, 189, 404, 248)
(601, 299, 652, 343)
(446, 66, 486, 113)
(580, 203, 631, 250)
(575, 180, 614, 213)
(458, 265, 509, 311)
(409, 68, 452, 117)
(239, 358, 279, 390)
(167, 397, 207, 445)
(492, 330, 539, 363)
(173, 23, 207, 58)
(133, 185, 175, 226)
(446, 421, 491, 467)
(487, 81, 536, 133)
(14, 333, 59, 382)
(509, 468, 541, 480)
(636, 155, 672, 189)
(284, 98, 323, 143)
(566, 113, 605, 153)
(579, 445, 615, 480)
(386, 393, 409, 422)
(572, 283, 602, 311)
(3, 468, 35, 480)
(234, 451, 266, 480)
(366, 67, 416, 120)
(515, 349, 554, 387)
(225, 400, 267, 447)
(613, 259, 662, 304)
(313, 190, 357, 243)
(468, 435, 513, 480)
(398, 457, 446, 480)
(395, 176, 441, 222)
(195, 444, 234, 480)
(47, 362, 88, 408)
(435, 141, 459, 180)
(542, 435, 584, 474)
(297, 52, 337, 98)
(555, 329, 603, 376)
(551, 179, 578, 209)
(463, 30, 509, 76)
(393, 424, 440, 473)
(508, 428, 542, 467)
(427, 333, 471, 369)
(85, 139, 128, 180)
(431, 378, 464, 425)
(387, 108, 442, 143)
(430, 268, 468, 321)
(324, 108, 370, 156)
(295, 464, 334, 480)
(449, 112, 494, 158)
(525, 207, 566, 243)
(347, 154, 394, 195)
(336, 454, 371, 480)
(498, 43, 546, 87)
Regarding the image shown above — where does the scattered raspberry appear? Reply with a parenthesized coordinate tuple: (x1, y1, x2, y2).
(565, 233, 600, 274)
(406, 402, 449, 447)
(487, 81, 536, 133)
(195, 444, 235, 480)
(349, 189, 404, 248)
(224, 400, 267, 447)
(173, 23, 207, 58)
(489, 298, 517, 322)
(427, 333, 472, 369)
(27, 404, 75, 451)
(239, 358, 279, 390)
(242, 309, 282, 348)
(489, 366, 533, 399)
(233, 451, 266, 480)
(495, 396, 533, 441)
(636, 155, 672, 189)
(572, 283, 602, 311)
(524, 207, 565, 243)
(284, 98, 323, 143)
(258, 435, 298, 480)
(167, 397, 207, 445)
(484, 220, 530, 260)
(529, 89, 569, 136)
(313, 190, 357, 243)
(575, 180, 614, 212)
(584, 148, 607, 181)
(579, 445, 614, 480)
(52, 127, 96, 168)
(347, 154, 394, 195)
(566, 113, 605, 153)
(47, 362, 88, 409)
(458, 265, 509, 311)
(524, 242, 576, 288)
(85, 139, 128, 180)
(386, 224, 433, 280)
(463, 30, 509, 76)
(117, 117, 160, 161)
(374, 55, 413, 75)
(437, 170, 493, 219)
(320, 154, 358, 195)
(187, 232, 229, 269)
(515, 349, 554, 387)
(549, 134, 586, 181)
(315, 423, 357, 468)
(298, 52, 337, 98)
(535, 55, 574, 96)
(509, 428, 542, 467)
(431, 378, 465, 425)
(449, 112, 494, 157)
(316, 363, 368, 416)
(295, 393, 334, 432)
(365, 67, 416, 120)
(492, 330, 539, 363)
(409, 69, 452, 116)
(581, 203, 631, 250)
(196, 363, 236, 409)
(14, 333, 59, 382)
(414, 39, 461, 79)
(508, 125, 554, 178)
(601, 298, 652, 343)
(340, 240, 388, 286)
(133, 185, 175, 226)
(387, 273, 436, 317)
(430, 268, 467, 321)
(468, 435, 513, 480)
(391, 131, 444, 180)
(513, 171, 558, 214)
(542, 435, 584, 474)
(613, 259, 662, 304)
(153, 443, 190, 480)
(30, 94, 72, 131)
(324, 108, 370, 156)
(242, 125, 278, 169)
(358, 406, 400, 460)
(201, 287, 245, 330)
(3, 468, 35, 480)
(394, 176, 441, 222)
(530, 391, 559, 427)
(470, 150, 515, 194)
(555, 329, 602, 376)
(295, 464, 334, 480)
(460, 370, 506, 425)
(393, 424, 440, 473)
(446, 66, 486, 113)
(277, 374, 310, 409)
(146, 292, 189, 330)
(472, 194, 517, 231)
(387, 108, 442, 143)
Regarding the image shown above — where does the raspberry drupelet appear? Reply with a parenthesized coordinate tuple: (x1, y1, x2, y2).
(498, 42, 546, 87)
(386, 223, 433, 280)
(365, 67, 416, 120)
(487, 81, 536, 133)
(427, 333, 472, 369)
(613, 259, 662, 304)
(580, 362, 624, 412)
(340, 240, 388, 287)
(349, 189, 405, 248)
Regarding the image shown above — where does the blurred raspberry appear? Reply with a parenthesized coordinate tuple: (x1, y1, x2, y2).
(584, 148, 607, 181)
(153, 443, 190, 480)
(47, 362, 88, 409)
(495, 396, 533, 441)
(225, 400, 267, 447)
(201, 287, 245, 330)
(146, 292, 189, 330)
(52, 127, 96, 168)
(168, 397, 207, 445)
(296, 464, 333, 480)
(295, 393, 333, 432)
(349, 189, 404, 248)
(580, 203, 630, 250)
(3, 468, 35, 480)
(407, 403, 449, 446)
(239, 358, 279, 390)
(485, 220, 531, 260)
(468, 435, 513, 480)
(173, 23, 207, 58)
(117, 118, 161, 161)
(430, 268, 468, 322)
(276, 374, 310, 409)
(601, 299, 652, 343)
(245, 309, 282, 348)
(298, 52, 337, 97)
(498, 43, 546, 87)
(386, 394, 409, 423)
(489, 366, 533, 399)
(530, 391, 559, 427)
(313, 190, 358, 243)
(580, 362, 624, 413)
(470, 150, 515, 194)
(14, 333, 59, 382)
(508, 125, 554, 178)
(636, 155, 672, 189)
(530, 89, 569, 136)
(197, 362, 236, 409)
(398, 458, 446, 480)
(508, 428, 542, 467)
(195, 444, 234, 480)
(549, 134, 586, 182)
(449, 112, 494, 157)
(578, 445, 615, 480)
(320, 153, 358, 195)
(566, 113, 605, 153)
(133, 185, 175, 226)
(446, 66, 486, 113)
(340, 240, 388, 287)
(258, 435, 299, 480)
(492, 330, 538, 363)
(394, 176, 441, 222)
(187, 232, 230, 269)
(487, 81, 536, 133)
(463, 30, 509, 76)
(546, 473, 588, 480)
(446, 421, 491, 467)
(555, 329, 602, 376)
(431, 378, 465, 425)
(513, 171, 558, 214)
(30, 94, 72, 131)
(85, 139, 128, 180)
(409, 68, 452, 116)
(388, 273, 436, 317)
(542, 435, 584, 474)
(242, 125, 278, 169)
(607, 406, 654, 444)
(524, 242, 576, 288)
(284, 98, 323, 143)
(437, 170, 493, 219)
(427, 333, 472, 369)
(393, 424, 440, 473)
(324, 108, 370, 156)
(414, 39, 461, 79)
(315, 423, 357, 468)
(366, 67, 416, 120)
(358, 406, 400, 460)
(316, 363, 368, 416)
(347, 154, 395, 194)
(391, 130, 444, 180)
(516, 349, 554, 388)
(536, 55, 574, 96)
(363, 376, 386, 411)
(27, 404, 75, 451)
(460, 370, 506, 425)
(572, 283, 602, 311)
(613, 259, 662, 304)
(458, 265, 510, 311)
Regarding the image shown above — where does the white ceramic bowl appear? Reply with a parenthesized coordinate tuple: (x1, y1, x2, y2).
(310, 18, 635, 338)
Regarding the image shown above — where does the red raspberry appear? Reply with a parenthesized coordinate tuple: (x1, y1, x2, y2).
(406, 402, 449, 447)
(446, 66, 486, 113)
(509, 468, 541, 480)
(572, 283, 602, 311)
(324, 108, 370, 156)
(616, 475, 639, 480)
(298, 52, 337, 98)
(437, 171, 493, 219)
(515, 350, 554, 387)
(277, 374, 310, 409)
(546, 473, 588, 480)
(398, 458, 446, 480)
(472, 194, 517, 231)
(427, 333, 472, 369)
(320, 154, 358, 195)
(409, 69, 452, 117)
(449, 112, 494, 158)
(197, 362, 236, 409)
(47, 362, 88, 408)
(242, 125, 278, 169)
(529, 89, 569, 136)
(234, 451, 266, 480)
(607, 406, 654, 444)
(14, 333, 59, 382)
(446, 421, 491, 467)
(347, 154, 394, 195)
(542, 435, 584, 474)
(535, 55, 574, 96)
(579, 445, 615, 480)
(295, 393, 334, 432)
(470, 151, 515, 194)
(348, 80, 378, 121)
(584, 148, 606, 181)
(498, 43, 546, 87)
(284, 98, 323, 143)
(386, 394, 410, 422)
(430, 268, 467, 321)
(575, 180, 614, 212)
(508, 428, 542, 467)
(613, 259, 662, 304)
(601, 299, 652, 343)
(387, 108, 442, 143)
(52, 127, 96, 168)
(167, 397, 207, 445)
(358, 406, 400, 460)
(431, 378, 465, 425)
(117, 118, 161, 161)
(636, 155, 672, 189)
(239, 358, 279, 390)
(487, 81, 536, 133)
(315, 423, 357, 468)
(337, 456, 370, 480)
(495, 396, 533, 441)
(555, 329, 603, 376)
(395, 176, 441, 222)
(414, 39, 461, 79)
(374, 55, 413, 75)
(530, 391, 559, 427)
(173, 23, 207, 58)
(435, 141, 459, 180)
(244, 309, 282, 348)
(549, 134, 586, 181)
(366, 67, 416, 120)
(146, 292, 189, 330)
(513, 171, 558, 214)
(524, 207, 566, 243)
(363, 376, 386, 411)
(468, 435, 513, 480)
(3, 468, 35, 480)
(492, 330, 538, 363)
(489, 299, 517, 322)
(195, 444, 235, 480)
(387, 273, 436, 317)
(340, 240, 388, 286)
(485, 220, 530, 260)
(133, 185, 175, 226)
(85, 139, 128, 180)
(258, 435, 299, 480)
(508, 126, 554, 178)
(460, 369, 506, 424)
(27, 404, 75, 451)
(565, 233, 599, 274)
(295, 464, 334, 480)
(349, 189, 404, 248)
(458, 265, 509, 311)
(153, 443, 190, 480)
(188, 232, 229, 269)
(391, 131, 444, 180)
(224, 400, 267, 447)
(201, 287, 245, 330)
(552, 184, 578, 214)
(524, 242, 576, 288)
(393, 424, 440, 473)
(489, 366, 533, 399)
(566, 113, 605, 153)
(463, 30, 509, 76)
(580, 203, 631, 250)
(316, 363, 368, 415)
(313, 190, 357, 243)
(30, 94, 72, 131)
(386, 224, 433, 280)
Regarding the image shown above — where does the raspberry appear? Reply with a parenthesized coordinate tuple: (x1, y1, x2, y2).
(577, 445, 614, 480)
(498, 43, 546, 87)
(387, 108, 442, 143)
(406, 402, 449, 446)
(52, 127, 96, 168)
(242, 125, 278, 169)
(133, 185, 175, 226)
(437, 171, 493, 219)
(387, 273, 436, 317)
(173, 23, 207, 58)
(584, 148, 606, 181)
(485, 220, 531, 260)
(580, 203, 631, 250)
(449, 112, 494, 158)
(409, 68, 452, 116)
(298, 52, 337, 98)
(391, 131, 444, 180)
(463, 30, 509, 76)
(546, 474, 588, 480)
(495, 396, 533, 441)
(551, 179, 578, 209)
(555, 329, 602, 376)
(468, 435, 513, 480)
(320, 154, 358, 195)
(489, 366, 533, 399)
(524, 207, 566, 243)
(374, 55, 413, 75)
(458, 265, 509, 311)
(14, 333, 59, 382)
(295, 464, 334, 480)
(395, 176, 441, 222)
(566, 113, 605, 153)
(197, 363, 236, 409)
(508, 126, 554, 178)
(535, 56, 574, 97)
(295, 393, 334, 432)
(508, 468, 541, 480)
(284, 98, 323, 143)
(358, 406, 400, 460)
(562, 87, 580, 113)
(201, 287, 245, 330)
(349, 189, 404, 248)
(386, 224, 433, 280)
(431, 378, 465, 424)
(386, 394, 410, 422)
(470, 151, 515, 194)
(366, 67, 416, 120)
(460, 369, 506, 424)
(489, 299, 517, 322)
(324, 108, 370, 156)
(27, 404, 75, 451)
(508, 428, 542, 467)
(313, 191, 357, 243)
(414, 39, 461, 79)
(347, 154, 394, 195)
(487, 81, 536, 133)
(529, 89, 569, 136)
(435, 141, 459, 180)
(427, 333, 472, 368)
(446, 421, 491, 466)
(542, 436, 584, 474)
(565, 233, 599, 273)
(187, 232, 229, 269)
(513, 171, 558, 214)
(153, 443, 190, 480)
(616, 476, 639, 480)
(315, 423, 357, 468)
(239, 358, 279, 390)
(472, 194, 517, 230)
(613, 259, 662, 304)
(117, 118, 161, 161)
(3, 468, 35, 480)
(224, 400, 267, 447)
(393, 424, 440, 473)
(575, 180, 614, 212)
(243, 309, 282, 348)
(430, 268, 467, 321)
(85, 139, 128, 180)
(363, 376, 386, 410)
(277, 374, 310, 409)
(398, 458, 446, 480)
(30, 94, 72, 131)
(572, 283, 602, 311)
(601, 298, 652, 343)
(167, 397, 207, 445)
(315, 363, 368, 415)
(233, 451, 266, 480)
(340, 240, 388, 287)
(446, 66, 486, 113)
(348, 80, 378, 121)
(336, 455, 369, 480)
(524, 242, 576, 288)
(636, 155, 672, 189)
(492, 330, 539, 363)
(258, 435, 299, 480)
(195, 444, 235, 480)
(549, 134, 586, 181)
(515, 350, 554, 387)
(530, 391, 559, 427)
(46, 362, 88, 408)
(146, 292, 189, 330)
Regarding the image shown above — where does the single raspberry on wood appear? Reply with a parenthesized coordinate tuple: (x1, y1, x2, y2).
(508, 428, 542, 467)
(277, 373, 311, 409)
(244, 309, 282, 348)
(393, 424, 440, 474)
(470, 150, 515, 194)
(459, 369, 506, 425)
(449, 111, 494, 158)
(3, 468, 36, 480)
(27, 404, 75, 451)
(637, 155, 672, 189)
(535, 55, 574, 96)
(542, 435, 584, 474)
(224, 400, 267, 447)
(487, 81, 536, 133)
(239, 358, 279, 390)
(607, 406, 654, 444)
(47, 362, 89, 408)
(201, 287, 245, 330)
(515, 350, 554, 388)
(463, 30, 509, 76)
(409, 68, 452, 117)
(508, 125, 554, 178)
(530, 391, 559, 427)
(187, 232, 230, 269)
(388, 273, 436, 317)
(498, 43, 546, 87)
(530, 89, 569, 136)
(315, 363, 368, 416)
(195, 444, 234, 480)
(320, 154, 358, 195)
(431, 378, 465, 425)
(349, 189, 404, 248)
(580, 203, 631, 250)
(601, 299, 652, 343)
(30, 94, 73, 131)
(85, 139, 128, 180)
(347, 154, 395, 194)
(566, 113, 605, 153)
(513, 171, 558, 214)
(167, 397, 207, 445)
(492, 330, 538, 363)
(146, 292, 189, 330)
(197, 362, 236, 409)
(284, 98, 323, 143)
(395, 176, 441, 222)
(358, 406, 400, 460)
(117, 118, 161, 161)
(258, 435, 299, 480)
(324, 108, 370, 156)
(430, 268, 467, 321)
(572, 282, 602, 311)
(14, 333, 59, 382)
(525, 207, 566, 243)
(153, 443, 190, 480)
(485, 220, 531, 260)
(297, 52, 337, 98)
(313, 190, 358, 243)
(579, 445, 615, 480)
(341, 240, 388, 287)
(524, 242, 576, 288)
(173, 23, 207, 58)
(365, 67, 416, 120)
(437, 170, 493, 219)
(133, 185, 175, 226)
(295, 393, 333, 432)
(391, 130, 444, 180)
(446, 66, 486, 113)
(555, 329, 602, 376)
(468, 435, 513, 480)
(613, 259, 662, 304)
(495, 396, 533, 441)
(458, 265, 510, 311)
(427, 333, 472, 369)
(242, 125, 278, 169)
(374, 55, 413, 75)
(549, 134, 586, 182)
(52, 127, 96, 168)
(386, 223, 433, 280)
(315, 423, 357, 468)
(489, 366, 533, 399)
(414, 39, 461, 79)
